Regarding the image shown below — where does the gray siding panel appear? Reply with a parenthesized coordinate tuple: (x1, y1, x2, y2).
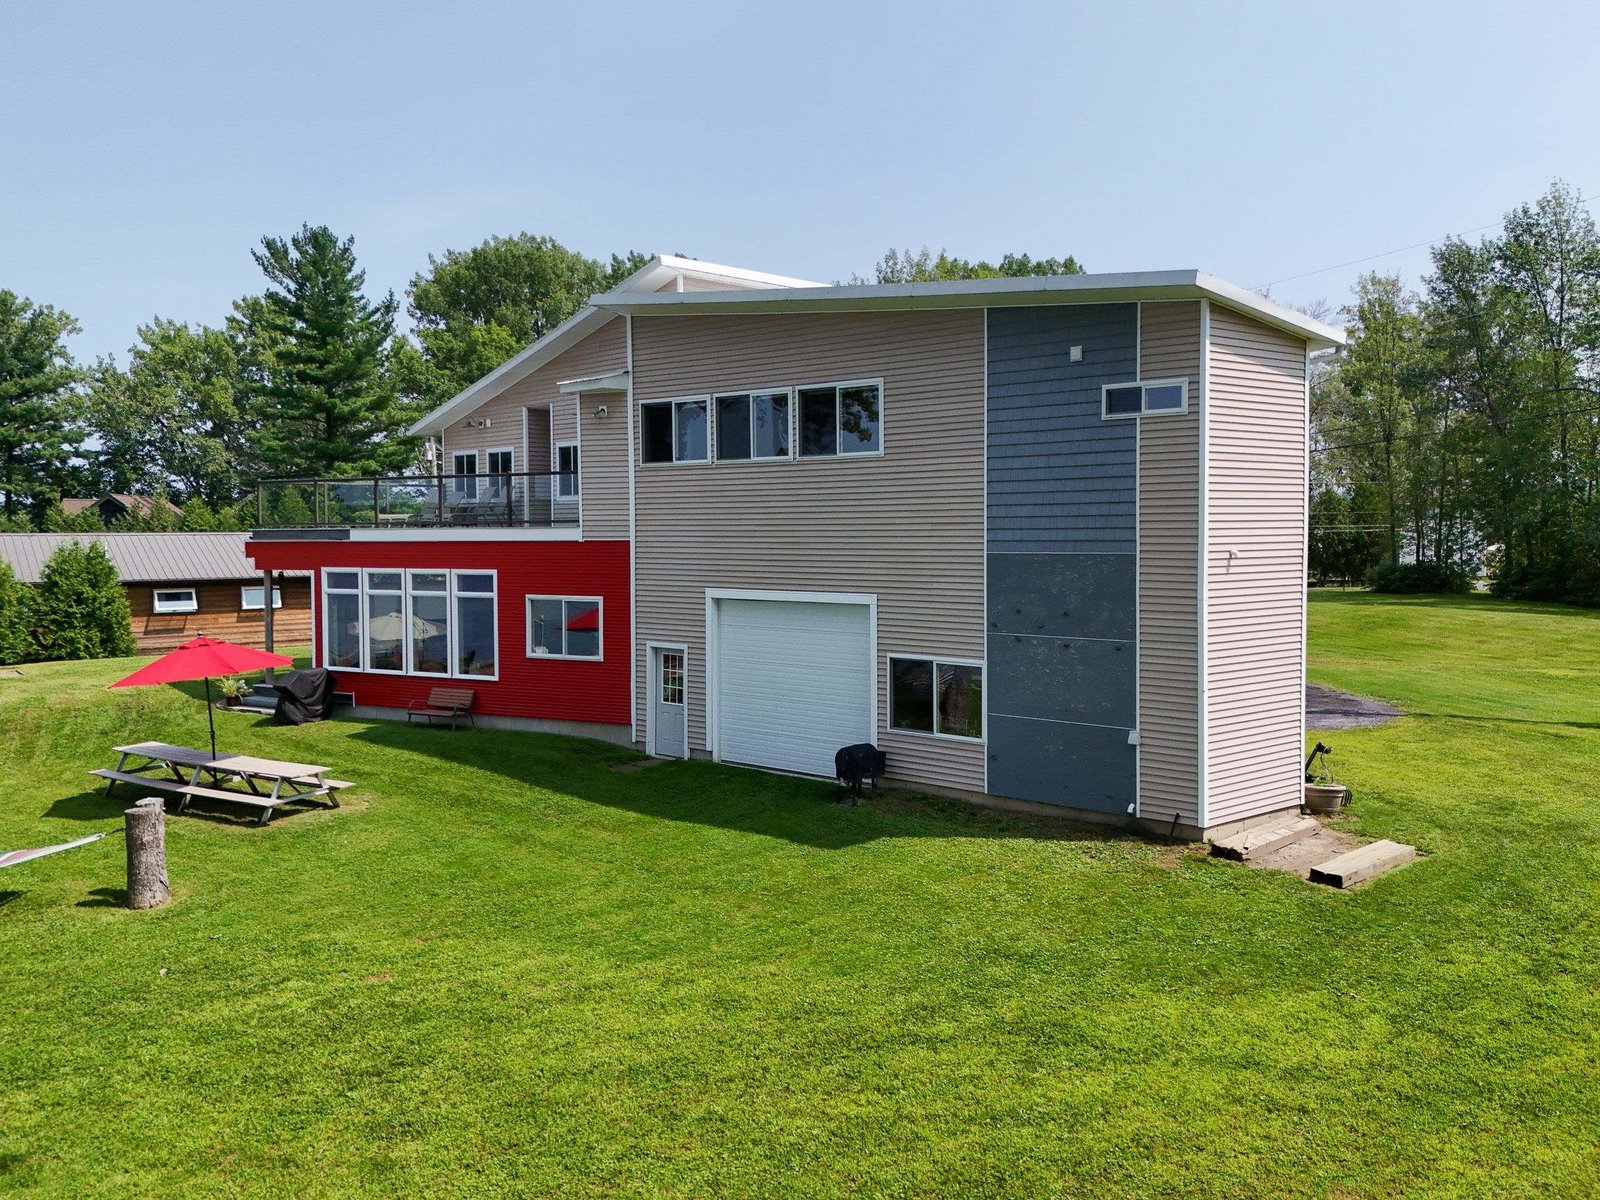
(987, 634, 1135, 728)
(987, 717, 1136, 813)
(1136, 302, 1203, 825)
(986, 552, 1135, 642)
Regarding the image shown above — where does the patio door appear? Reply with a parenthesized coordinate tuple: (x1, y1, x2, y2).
(649, 645, 688, 759)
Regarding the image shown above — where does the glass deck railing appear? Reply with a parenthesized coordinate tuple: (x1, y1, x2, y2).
(254, 472, 580, 530)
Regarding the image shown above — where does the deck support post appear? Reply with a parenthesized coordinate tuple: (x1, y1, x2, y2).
(261, 569, 277, 682)
(124, 798, 170, 910)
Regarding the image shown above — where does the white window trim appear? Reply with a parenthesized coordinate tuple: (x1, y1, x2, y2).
(240, 584, 283, 611)
(320, 567, 499, 681)
(1101, 377, 1190, 420)
(554, 441, 580, 497)
(886, 653, 986, 743)
(713, 388, 795, 463)
(796, 377, 886, 459)
(405, 570, 453, 679)
(152, 587, 199, 614)
(639, 396, 712, 466)
(525, 594, 604, 661)
(451, 569, 500, 682)
(451, 450, 480, 499)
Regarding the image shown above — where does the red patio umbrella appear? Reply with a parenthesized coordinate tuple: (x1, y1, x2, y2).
(111, 634, 294, 759)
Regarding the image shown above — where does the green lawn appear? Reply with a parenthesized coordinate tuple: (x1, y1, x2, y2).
(2, 595, 1598, 1198)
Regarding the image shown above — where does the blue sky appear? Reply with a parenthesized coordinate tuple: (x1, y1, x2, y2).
(4, 0, 1596, 363)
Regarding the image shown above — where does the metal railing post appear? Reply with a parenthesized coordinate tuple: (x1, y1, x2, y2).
(373, 477, 381, 528)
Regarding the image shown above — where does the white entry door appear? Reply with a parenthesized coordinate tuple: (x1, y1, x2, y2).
(650, 645, 687, 759)
(713, 597, 873, 777)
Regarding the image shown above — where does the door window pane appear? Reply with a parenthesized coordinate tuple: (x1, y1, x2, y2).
(675, 399, 708, 462)
(660, 651, 684, 705)
(556, 443, 579, 497)
(456, 594, 496, 676)
(641, 403, 673, 463)
(938, 663, 984, 739)
(752, 392, 789, 458)
(839, 384, 881, 453)
(716, 394, 751, 461)
(366, 593, 404, 671)
(326, 592, 361, 668)
(799, 387, 837, 457)
(890, 658, 935, 733)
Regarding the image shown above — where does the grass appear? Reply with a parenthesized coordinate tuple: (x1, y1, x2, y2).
(1, 596, 1598, 1197)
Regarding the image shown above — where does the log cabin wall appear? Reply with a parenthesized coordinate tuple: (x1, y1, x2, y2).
(124, 578, 313, 652)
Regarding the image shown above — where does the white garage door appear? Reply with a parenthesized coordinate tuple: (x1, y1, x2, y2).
(715, 598, 873, 777)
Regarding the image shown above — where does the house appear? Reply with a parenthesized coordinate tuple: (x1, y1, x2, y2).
(60, 494, 184, 526)
(246, 255, 1345, 841)
(0, 531, 311, 652)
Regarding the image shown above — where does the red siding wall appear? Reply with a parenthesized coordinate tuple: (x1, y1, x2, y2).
(247, 539, 630, 727)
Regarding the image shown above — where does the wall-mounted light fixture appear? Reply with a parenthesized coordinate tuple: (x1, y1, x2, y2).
(594, 405, 609, 420)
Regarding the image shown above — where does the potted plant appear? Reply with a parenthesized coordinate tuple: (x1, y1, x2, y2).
(216, 677, 249, 709)
(1303, 742, 1350, 814)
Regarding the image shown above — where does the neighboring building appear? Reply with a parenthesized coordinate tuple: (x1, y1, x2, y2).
(247, 256, 1344, 841)
(61, 494, 184, 526)
(0, 532, 311, 652)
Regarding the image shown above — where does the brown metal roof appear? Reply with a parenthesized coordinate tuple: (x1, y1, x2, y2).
(0, 532, 308, 585)
(60, 495, 185, 517)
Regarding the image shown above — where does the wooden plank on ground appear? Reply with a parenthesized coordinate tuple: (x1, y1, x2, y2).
(1308, 839, 1417, 889)
(1211, 816, 1321, 861)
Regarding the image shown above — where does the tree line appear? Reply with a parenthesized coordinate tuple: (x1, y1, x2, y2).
(1311, 180, 1600, 604)
(0, 236, 1083, 533)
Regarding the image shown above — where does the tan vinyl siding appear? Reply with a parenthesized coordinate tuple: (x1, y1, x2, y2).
(1137, 302, 1202, 825)
(440, 317, 625, 484)
(550, 397, 581, 525)
(631, 310, 987, 793)
(1204, 305, 1309, 826)
(576, 390, 629, 541)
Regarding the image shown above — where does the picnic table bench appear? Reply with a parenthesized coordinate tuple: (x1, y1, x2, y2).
(91, 742, 353, 826)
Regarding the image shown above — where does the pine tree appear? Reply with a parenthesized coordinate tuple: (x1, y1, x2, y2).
(238, 225, 414, 478)
(0, 556, 36, 664)
(31, 541, 136, 660)
(0, 290, 82, 521)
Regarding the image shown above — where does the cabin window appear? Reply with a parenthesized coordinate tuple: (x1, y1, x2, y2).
(152, 587, 198, 614)
(799, 380, 882, 457)
(240, 585, 283, 611)
(889, 656, 984, 741)
(640, 398, 710, 464)
(1102, 378, 1189, 419)
(715, 391, 791, 461)
(526, 596, 603, 660)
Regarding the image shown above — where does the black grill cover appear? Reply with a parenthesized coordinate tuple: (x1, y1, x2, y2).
(273, 669, 336, 725)
(834, 743, 887, 788)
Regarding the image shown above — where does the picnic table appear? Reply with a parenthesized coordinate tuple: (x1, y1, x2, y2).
(91, 742, 352, 826)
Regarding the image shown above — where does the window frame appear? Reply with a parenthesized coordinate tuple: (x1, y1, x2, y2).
(319, 567, 499, 681)
(1100, 377, 1190, 420)
(405, 570, 453, 679)
(886, 653, 986, 743)
(713, 388, 795, 463)
(239, 584, 283, 611)
(639, 396, 713, 465)
(451, 450, 480, 499)
(524, 594, 604, 662)
(796, 377, 885, 459)
(554, 441, 580, 497)
(151, 587, 199, 615)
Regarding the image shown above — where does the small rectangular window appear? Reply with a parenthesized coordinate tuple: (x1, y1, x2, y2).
(716, 391, 790, 462)
(555, 443, 579, 497)
(152, 587, 198, 614)
(889, 656, 984, 741)
(799, 382, 882, 457)
(641, 399, 709, 464)
(1102, 378, 1189, 419)
(526, 596, 603, 660)
(240, 585, 283, 611)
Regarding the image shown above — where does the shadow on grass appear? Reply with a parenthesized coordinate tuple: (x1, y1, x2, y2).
(0, 891, 22, 909)
(46, 787, 326, 830)
(347, 719, 1159, 852)
(77, 887, 125, 908)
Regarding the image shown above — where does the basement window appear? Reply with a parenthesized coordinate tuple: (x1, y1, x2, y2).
(1102, 378, 1189, 419)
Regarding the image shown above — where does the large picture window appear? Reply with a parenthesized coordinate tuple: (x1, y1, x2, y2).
(889, 656, 983, 741)
(526, 596, 602, 660)
(640, 398, 710, 464)
(321, 568, 497, 679)
(715, 391, 791, 461)
(799, 380, 881, 457)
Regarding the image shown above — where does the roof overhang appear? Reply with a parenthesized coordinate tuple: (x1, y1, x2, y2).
(592, 269, 1346, 350)
(557, 369, 630, 394)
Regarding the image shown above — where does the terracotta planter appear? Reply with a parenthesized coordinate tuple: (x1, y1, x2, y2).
(1304, 783, 1348, 814)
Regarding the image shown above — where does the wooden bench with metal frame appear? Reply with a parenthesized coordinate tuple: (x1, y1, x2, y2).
(406, 686, 477, 730)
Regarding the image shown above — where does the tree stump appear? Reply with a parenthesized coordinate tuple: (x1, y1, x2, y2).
(125, 798, 170, 910)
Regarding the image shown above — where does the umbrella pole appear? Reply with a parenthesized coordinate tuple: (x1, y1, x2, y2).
(205, 676, 217, 759)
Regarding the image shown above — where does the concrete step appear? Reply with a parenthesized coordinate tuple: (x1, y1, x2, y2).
(1211, 816, 1321, 862)
(1309, 839, 1417, 889)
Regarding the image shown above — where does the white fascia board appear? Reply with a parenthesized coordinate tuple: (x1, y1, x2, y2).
(557, 369, 630, 394)
(653, 255, 826, 290)
(408, 307, 614, 436)
(593, 269, 1346, 350)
